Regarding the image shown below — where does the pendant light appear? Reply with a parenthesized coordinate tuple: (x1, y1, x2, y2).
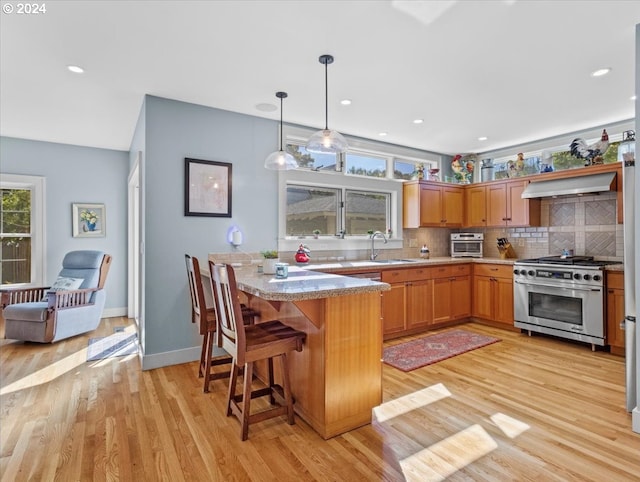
(264, 91, 298, 170)
(305, 54, 348, 154)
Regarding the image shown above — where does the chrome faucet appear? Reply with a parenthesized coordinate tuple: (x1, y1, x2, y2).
(370, 231, 388, 260)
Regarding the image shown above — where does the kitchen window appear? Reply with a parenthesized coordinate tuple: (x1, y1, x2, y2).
(285, 184, 391, 238)
(1, 174, 45, 286)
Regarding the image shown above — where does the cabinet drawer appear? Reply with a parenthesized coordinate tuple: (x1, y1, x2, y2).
(474, 263, 513, 279)
(431, 265, 452, 278)
(606, 271, 624, 290)
(405, 266, 431, 281)
(382, 269, 410, 283)
(450, 264, 471, 276)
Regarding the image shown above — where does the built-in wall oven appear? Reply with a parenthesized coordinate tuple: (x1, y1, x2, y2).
(513, 256, 613, 350)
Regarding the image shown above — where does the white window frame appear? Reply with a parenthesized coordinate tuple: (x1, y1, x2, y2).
(0, 174, 46, 287)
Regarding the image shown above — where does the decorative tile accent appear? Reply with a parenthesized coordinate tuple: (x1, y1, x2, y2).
(549, 232, 575, 254)
(585, 232, 616, 256)
(585, 200, 616, 225)
(550, 203, 575, 227)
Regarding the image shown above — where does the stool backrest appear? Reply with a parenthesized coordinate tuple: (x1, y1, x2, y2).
(185, 254, 211, 336)
(209, 262, 244, 363)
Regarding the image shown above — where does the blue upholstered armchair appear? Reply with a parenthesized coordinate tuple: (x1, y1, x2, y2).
(1, 250, 112, 343)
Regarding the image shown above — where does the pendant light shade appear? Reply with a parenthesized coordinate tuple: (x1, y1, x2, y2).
(264, 91, 298, 170)
(305, 54, 348, 154)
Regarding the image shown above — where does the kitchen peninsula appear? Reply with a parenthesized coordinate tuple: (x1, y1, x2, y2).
(218, 262, 390, 439)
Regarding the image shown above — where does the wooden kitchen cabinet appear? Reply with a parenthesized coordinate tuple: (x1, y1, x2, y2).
(381, 269, 409, 337)
(486, 180, 540, 227)
(432, 264, 471, 324)
(606, 271, 625, 356)
(403, 181, 464, 228)
(472, 263, 514, 326)
(465, 185, 487, 227)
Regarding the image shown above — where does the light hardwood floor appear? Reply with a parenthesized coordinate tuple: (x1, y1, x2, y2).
(1, 317, 638, 481)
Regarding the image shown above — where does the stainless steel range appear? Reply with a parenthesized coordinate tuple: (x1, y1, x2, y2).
(513, 256, 615, 350)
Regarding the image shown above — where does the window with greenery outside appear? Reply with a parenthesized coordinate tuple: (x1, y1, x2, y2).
(1, 188, 31, 285)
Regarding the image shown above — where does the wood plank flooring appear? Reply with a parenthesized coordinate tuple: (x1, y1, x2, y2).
(1, 317, 638, 481)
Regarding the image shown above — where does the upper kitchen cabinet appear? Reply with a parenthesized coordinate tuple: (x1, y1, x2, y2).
(403, 181, 464, 228)
(465, 185, 488, 227)
(486, 179, 540, 227)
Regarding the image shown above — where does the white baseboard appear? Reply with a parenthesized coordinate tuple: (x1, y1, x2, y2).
(103, 307, 127, 318)
(140, 344, 228, 371)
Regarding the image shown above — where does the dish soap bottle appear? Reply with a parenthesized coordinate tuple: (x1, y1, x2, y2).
(420, 245, 430, 259)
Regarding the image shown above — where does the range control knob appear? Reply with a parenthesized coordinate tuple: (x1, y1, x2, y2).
(583, 274, 591, 281)
(573, 273, 582, 280)
(593, 274, 602, 282)
(520, 269, 528, 275)
(513, 269, 519, 275)
(528, 270, 535, 277)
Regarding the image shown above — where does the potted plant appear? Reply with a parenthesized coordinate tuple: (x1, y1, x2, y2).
(260, 250, 279, 274)
(312, 229, 321, 239)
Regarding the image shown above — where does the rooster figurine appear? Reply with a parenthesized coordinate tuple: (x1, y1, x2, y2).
(570, 129, 609, 166)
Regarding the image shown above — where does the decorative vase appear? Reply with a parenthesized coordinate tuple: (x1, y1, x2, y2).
(85, 221, 97, 232)
(263, 258, 279, 275)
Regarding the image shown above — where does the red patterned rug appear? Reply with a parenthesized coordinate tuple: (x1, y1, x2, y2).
(383, 329, 501, 372)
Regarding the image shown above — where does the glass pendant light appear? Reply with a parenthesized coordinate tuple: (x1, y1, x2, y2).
(264, 91, 298, 170)
(305, 54, 348, 154)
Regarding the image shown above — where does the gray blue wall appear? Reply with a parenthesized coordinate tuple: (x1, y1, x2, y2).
(0, 137, 128, 313)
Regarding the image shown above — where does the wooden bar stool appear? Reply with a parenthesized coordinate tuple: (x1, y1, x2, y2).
(184, 254, 259, 392)
(209, 262, 306, 441)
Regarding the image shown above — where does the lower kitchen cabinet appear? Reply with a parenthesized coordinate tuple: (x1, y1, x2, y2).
(606, 271, 625, 356)
(432, 264, 471, 324)
(472, 263, 514, 326)
(381, 264, 470, 339)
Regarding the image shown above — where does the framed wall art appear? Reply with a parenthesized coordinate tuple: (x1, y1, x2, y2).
(184, 158, 232, 217)
(72, 203, 106, 238)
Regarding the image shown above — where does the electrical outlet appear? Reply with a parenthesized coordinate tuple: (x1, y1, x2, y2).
(409, 238, 418, 248)
(518, 238, 525, 246)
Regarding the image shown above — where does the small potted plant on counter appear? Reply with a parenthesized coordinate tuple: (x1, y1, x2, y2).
(260, 250, 279, 274)
(313, 229, 321, 239)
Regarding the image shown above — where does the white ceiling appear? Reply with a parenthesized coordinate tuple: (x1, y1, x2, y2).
(1, 1, 638, 155)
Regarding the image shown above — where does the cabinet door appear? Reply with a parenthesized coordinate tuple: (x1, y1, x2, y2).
(407, 279, 433, 329)
(382, 283, 407, 336)
(442, 186, 464, 227)
(432, 278, 451, 323)
(607, 288, 625, 350)
(486, 182, 507, 226)
(419, 184, 443, 226)
(494, 276, 514, 325)
(472, 275, 493, 319)
(450, 276, 471, 319)
(506, 180, 528, 226)
(465, 186, 487, 227)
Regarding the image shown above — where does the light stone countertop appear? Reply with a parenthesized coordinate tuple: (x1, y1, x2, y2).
(233, 265, 390, 302)
(301, 256, 516, 273)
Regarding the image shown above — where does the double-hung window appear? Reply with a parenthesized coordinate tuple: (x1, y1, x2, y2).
(1, 174, 46, 286)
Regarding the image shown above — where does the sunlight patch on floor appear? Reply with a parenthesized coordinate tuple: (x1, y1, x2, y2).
(400, 424, 498, 482)
(0, 325, 138, 395)
(373, 383, 452, 423)
(490, 412, 530, 438)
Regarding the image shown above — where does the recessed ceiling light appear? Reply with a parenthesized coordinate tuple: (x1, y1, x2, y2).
(340, 99, 352, 105)
(478, 136, 488, 141)
(631, 95, 637, 101)
(413, 119, 424, 124)
(67, 65, 84, 74)
(255, 103, 277, 112)
(591, 68, 611, 77)
(378, 132, 387, 137)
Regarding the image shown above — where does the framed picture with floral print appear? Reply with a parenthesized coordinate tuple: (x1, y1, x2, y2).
(72, 203, 106, 238)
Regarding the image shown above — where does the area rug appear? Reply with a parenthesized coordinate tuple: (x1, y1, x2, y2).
(87, 332, 138, 361)
(383, 329, 500, 372)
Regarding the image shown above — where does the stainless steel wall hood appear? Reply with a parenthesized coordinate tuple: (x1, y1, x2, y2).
(521, 172, 616, 198)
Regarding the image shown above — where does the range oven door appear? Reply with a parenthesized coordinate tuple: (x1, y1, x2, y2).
(514, 279, 604, 338)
